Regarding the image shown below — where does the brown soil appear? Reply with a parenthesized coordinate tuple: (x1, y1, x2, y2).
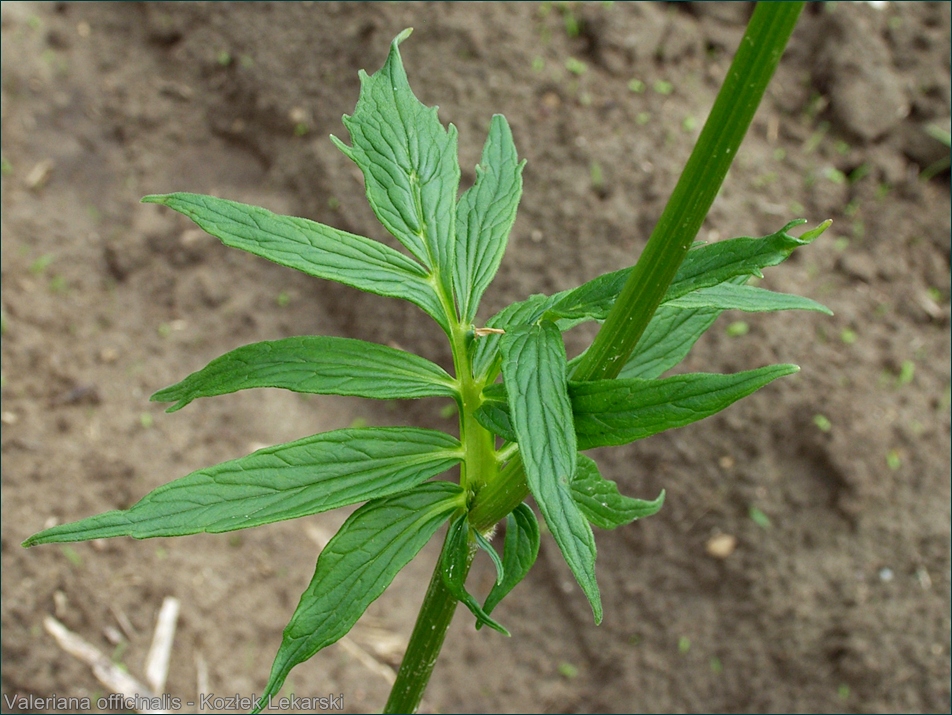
(2, 3, 949, 713)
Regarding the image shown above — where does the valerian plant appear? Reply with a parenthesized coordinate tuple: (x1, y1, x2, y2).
(26, 5, 822, 712)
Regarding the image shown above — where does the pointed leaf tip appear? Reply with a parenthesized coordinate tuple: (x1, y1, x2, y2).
(799, 219, 833, 243)
(341, 28, 460, 287)
(571, 456, 665, 530)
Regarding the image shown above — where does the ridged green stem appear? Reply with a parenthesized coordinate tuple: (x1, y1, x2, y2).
(385, 304, 493, 715)
(573, 1, 804, 381)
(383, 545, 474, 714)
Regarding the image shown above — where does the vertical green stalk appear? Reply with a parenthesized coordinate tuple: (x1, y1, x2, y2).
(573, 1, 804, 381)
(383, 549, 473, 714)
(453, 330, 497, 496)
(386, 3, 804, 712)
(386, 309, 493, 714)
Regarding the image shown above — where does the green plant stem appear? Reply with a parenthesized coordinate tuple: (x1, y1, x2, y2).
(387, 310, 496, 715)
(456, 368, 496, 495)
(387, 4, 804, 712)
(447, 294, 498, 496)
(383, 548, 473, 714)
(572, 1, 804, 382)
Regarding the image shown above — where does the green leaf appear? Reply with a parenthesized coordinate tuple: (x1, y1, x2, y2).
(23, 428, 461, 545)
(572, 365, 799, 450)
(256, 481, 464, 713)
(616, 305, 721, 380)
(596, 280, 828, 383)
(567, 304, 721, 381)
(500, 322, 601, 623)
(664, 220, 823, 301)
(482, 504, 540, 617)
(476, 365, 798, 450)
(479, 382, 508, 403)
(454, 114, 525, 323)
(330, 28, 459, 296)
(473, 400, 516, 442)
(440, 515, 510, 635)
(568, 276, 748, 380)
(666, 283, 832, 314)
(545, 220, 827, 324)
(547, 267, 629, 323)
(151, 336, 458, 412)
(571, 455, 664, 530)
(472, 382, 515, 441)
(141, 192, 448, 331)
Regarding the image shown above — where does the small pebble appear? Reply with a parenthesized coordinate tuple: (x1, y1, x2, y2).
(540, 91, 560, 111)
(99, 347, 119, 363)
(706, 533, 738, 559)
(103, 625, 124, 645)
(53, 590, 68, 618)
(25, 159, 54, 190)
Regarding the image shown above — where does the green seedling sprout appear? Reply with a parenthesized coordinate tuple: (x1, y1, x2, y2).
(25, 5, 824, 712)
